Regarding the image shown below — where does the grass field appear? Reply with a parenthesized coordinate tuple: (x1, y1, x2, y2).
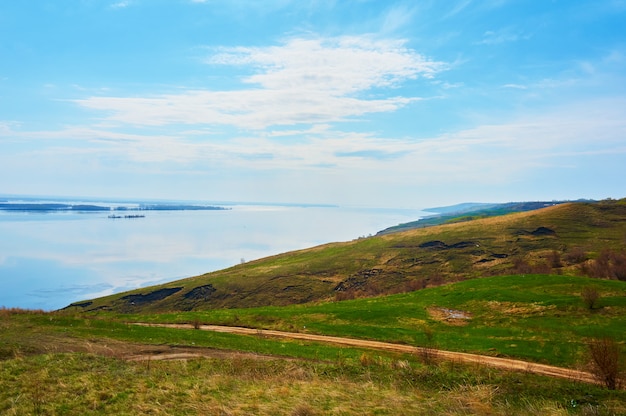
(3, 349, 625, 415)
(2, 308, 626, 415)
(112, 274, 626, 368)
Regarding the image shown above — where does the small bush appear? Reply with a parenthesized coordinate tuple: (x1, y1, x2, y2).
(359, 352, 373, 367)
(587, 337, 623, 390)
(565, 247, 588, 264)
(291, 404, 317, 416)
(547, 250, 563, 268)
(580, 249, 626, 280)
(418, 327, 438, 365)
(581, 286, 600, 310)
(512, 258, 532, 274)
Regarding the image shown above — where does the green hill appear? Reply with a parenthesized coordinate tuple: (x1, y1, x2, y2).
(65, 199, 626, 313)
(376, 200, 580, 234)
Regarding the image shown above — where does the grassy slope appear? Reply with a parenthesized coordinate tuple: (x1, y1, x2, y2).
(69, 199, 626, 313)
(376, 201, 572, 234)
(2, 274, 626, 414)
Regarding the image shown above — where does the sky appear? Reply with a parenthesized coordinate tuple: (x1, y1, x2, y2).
(1, 0, 625, 209)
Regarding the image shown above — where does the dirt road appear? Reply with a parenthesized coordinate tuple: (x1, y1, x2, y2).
(132, 322, 600, 385)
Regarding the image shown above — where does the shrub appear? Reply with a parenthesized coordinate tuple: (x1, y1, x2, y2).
(580, 249, 626, 280)
(512, 258, 532, 274)
(291, 404, 317, 416)
(418, 327, 438, 365)
(565, 247, 587, 264)
(587, 337, 623, 390)
(547, 250, 563, 268)
(581, 286, 600, 310)
(359, 352, 373, 367)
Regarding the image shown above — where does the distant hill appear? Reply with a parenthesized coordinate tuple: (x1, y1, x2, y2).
(376, 200, 593, 235)
(65, 199, 626, 313)
(423, 202, 499, 215)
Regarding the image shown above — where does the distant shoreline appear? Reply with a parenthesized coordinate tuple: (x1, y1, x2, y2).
(0, 202, 230, 213)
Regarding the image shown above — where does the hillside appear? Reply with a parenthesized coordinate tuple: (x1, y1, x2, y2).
(65, 199, 626, 313)
(376, 200, 579, 234)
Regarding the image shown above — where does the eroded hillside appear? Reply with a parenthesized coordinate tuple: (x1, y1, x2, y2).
(65, 199, 626, 313)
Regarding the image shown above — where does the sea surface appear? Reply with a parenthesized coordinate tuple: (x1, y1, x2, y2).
(0, 199, 426, 310)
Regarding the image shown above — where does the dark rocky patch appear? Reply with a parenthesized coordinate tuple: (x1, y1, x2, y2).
(71, 301, 92, 308)
(60, 301, 93, 310)
(418, 240, 478, 250)
(86, 305, 111, 312)
(515, 227, 557, 237)
(449, 241, 479, 249)
(418, 241, 448, 249)
(531, 227, 556, 236)
(334, 269, 382, 292)
(121, 287, 182, 306)
(183, 284, 217, 301)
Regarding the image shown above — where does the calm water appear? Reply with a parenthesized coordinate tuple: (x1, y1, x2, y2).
(0, 203, 425, 310)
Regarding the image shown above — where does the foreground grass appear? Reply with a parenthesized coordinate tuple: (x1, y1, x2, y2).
(2, 352, 625, 415)
(2, 305, 626, 415)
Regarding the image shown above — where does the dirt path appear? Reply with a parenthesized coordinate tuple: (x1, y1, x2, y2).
(132, 323, 600, 385)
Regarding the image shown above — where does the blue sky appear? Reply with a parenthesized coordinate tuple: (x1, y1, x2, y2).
(1, 0, 625, 208)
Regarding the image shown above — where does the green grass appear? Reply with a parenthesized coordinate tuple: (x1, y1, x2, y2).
(2, 349, 625, 415)
(111, 274, 626, 368)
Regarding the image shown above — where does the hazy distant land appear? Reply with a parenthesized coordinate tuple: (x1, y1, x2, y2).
(0, 202, 229, 213)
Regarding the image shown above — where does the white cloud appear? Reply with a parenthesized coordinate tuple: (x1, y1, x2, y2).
(501, 83, 528, 90)
(75, 35, 446, 130)
(476, 28, 531, 45)
(5, 97, 625, 174)
(110, 1, 130, 9)
(2, 97, 625, 207)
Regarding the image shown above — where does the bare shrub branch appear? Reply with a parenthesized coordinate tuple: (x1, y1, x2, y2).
(587, 337, 623, 390)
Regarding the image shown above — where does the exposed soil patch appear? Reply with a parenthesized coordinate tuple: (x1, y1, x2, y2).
(62, 301, 93, 309)
(515, 227, 557, 237)
(532, 227, 556, 236)
(483, 301, 556, 317)
(334, 269, 382, 292)
(121, 287, 182, 306)
(184, 284, 216, 300)
(427, 307, 472, 326)
(17, 332, 287, 363)
(418, 240, 480, 250)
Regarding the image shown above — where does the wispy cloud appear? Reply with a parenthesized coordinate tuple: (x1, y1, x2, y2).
(501, 83, 528, 90)
(110, 1, 131, 9)
(75, 35, 447, 130)
(381, 4, 417, 33)
(476, 28, 531, 45)
(443, 0, 473, 19)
